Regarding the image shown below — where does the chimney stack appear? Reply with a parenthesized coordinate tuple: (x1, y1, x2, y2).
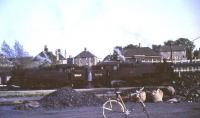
(56, 49, 61, 61)
(58, 49, 61, 54)
(44, 45, 48, 52)
(64, 50, 67, 58)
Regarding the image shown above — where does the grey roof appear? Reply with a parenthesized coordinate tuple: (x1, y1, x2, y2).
(34, 51, 56, 64)
(10, 57, 34, 66)
(0, 54, 13, 66)
(159, 45, 186, 52)
(122, 47, 160, 57)
(58, 54, 66, 60)
(75, 50, 96, 58)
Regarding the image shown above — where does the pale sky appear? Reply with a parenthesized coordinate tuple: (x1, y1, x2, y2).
(0, 0, 200, 59)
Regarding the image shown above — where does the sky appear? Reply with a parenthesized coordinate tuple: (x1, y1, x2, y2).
(0, 0, 200, 60)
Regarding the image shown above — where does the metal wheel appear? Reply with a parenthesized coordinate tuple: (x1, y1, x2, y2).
(103, 99, 126, 118)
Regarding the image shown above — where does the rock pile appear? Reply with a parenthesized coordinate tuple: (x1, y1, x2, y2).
(15, 100, 40, 110)
(39, 87, 104, 109)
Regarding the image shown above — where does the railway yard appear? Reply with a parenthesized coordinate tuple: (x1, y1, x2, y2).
(0, 86, 200, 118)
(0, 63, 200, 118)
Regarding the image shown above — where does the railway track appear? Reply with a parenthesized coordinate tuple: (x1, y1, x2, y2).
(0, 86, 167, 97)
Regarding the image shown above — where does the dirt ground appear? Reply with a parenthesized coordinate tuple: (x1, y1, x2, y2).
(0, 102, 200, 118)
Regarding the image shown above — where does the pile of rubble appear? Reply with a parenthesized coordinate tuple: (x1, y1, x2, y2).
(39, 87, 104, 109)
(15, 87, 104, 110)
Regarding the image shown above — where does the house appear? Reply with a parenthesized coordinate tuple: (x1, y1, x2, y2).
(55, 49, 67, 64)
(0, 54, 14, 85)
(155, 45, 187, 61)
(34, 46, 66, 66)
(74, 48, 97, 67)
(67, 55, 74, 65)
(34, 45, 56, 65)
(10, 57, 39, 69)
(122, 46, 161, 63)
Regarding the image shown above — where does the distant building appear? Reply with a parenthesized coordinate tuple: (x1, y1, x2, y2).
(10, 57, 38, 69)
(34, 45, 66, 66)
(122, 47, 161, 63)
(55, 49, 67, 64)
(0, 54, 13, 85)
(0, 54, 13, 68)
(156, 45, 187, 61)
(74, 48, 97, 67)
(34, 45, 56, 65)
(67, 55, 74, 65)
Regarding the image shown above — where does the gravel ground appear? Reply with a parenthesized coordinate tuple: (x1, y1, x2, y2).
(0, 102, 200, 118)
(0, 87, 199, 118)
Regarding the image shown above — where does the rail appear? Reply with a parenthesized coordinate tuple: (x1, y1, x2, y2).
(0, 86, 167, 97)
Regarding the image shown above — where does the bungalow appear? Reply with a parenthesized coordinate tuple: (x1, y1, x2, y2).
(157, 45, 187, 61)
(122, 47, 161, 63)
(74, 48, 97, 67)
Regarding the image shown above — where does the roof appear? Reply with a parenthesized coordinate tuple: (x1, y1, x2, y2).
(159, 45, 186, 52)
(75, 49, 96, 58)
(122, 47, 160, 57)
(58, 54, 66, 60)
(34, 51, 56, 64)
(0, 54, 14, 67)
(10, 57, 35, 67)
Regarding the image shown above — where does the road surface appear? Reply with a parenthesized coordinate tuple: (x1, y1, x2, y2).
(0, 102, 200, 118)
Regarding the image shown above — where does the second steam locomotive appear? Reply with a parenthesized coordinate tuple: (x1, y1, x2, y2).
(9, 61, 177, 89)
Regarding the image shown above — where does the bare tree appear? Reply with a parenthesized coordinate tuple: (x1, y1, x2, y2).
(1, 40, 29, 58)
(1, 40, 14, 58)
(14, 40, 29, 58)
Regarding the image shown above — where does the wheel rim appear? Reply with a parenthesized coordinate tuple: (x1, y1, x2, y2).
(103, 100, 125, 118)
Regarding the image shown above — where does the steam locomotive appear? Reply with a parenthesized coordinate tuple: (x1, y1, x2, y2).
(9, 61, 177, 89)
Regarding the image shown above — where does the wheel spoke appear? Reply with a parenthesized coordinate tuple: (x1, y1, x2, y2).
(103, 107, 112, 111)
(103, 100, 125, 118)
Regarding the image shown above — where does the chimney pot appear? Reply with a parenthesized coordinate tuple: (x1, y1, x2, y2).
(58, 49, 61, 53)
(44, 45, 48, 52)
